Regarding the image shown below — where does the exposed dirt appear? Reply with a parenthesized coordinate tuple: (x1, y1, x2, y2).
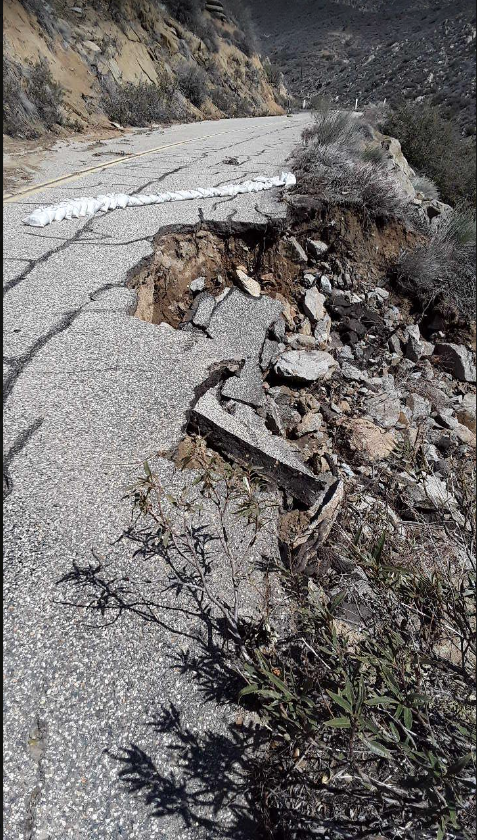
(128, 220, 301, 328)
(127, 209, 421, 329)
(2, 125, 127, 195)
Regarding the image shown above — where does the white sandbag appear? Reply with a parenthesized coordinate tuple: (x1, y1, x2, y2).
(23, 172, 296, 227)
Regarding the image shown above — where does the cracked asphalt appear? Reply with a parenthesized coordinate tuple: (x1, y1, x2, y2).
(3, 114, 309, 840)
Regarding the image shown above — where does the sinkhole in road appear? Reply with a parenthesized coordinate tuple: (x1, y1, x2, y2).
(127, 220, 304, 329)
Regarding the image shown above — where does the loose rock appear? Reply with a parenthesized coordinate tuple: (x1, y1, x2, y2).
(303, 287, 326, 322)
(344, 418, 397, 462)
(235, 267, 261, 298)
(433, 342, 476, 383)
(275, 350, 338, 383)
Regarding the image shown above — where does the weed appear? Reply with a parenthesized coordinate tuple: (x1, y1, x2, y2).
(412, 174, 441, 201)
(394, 207, 476, 319)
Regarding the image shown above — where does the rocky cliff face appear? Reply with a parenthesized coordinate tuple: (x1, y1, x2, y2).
(3, 0, 285, 138)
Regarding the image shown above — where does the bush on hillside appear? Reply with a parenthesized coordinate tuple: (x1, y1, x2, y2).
(411, 174, 440, 201)
(176, 63, 208, 108)
(3, 54, 64, 137)
(102, 78, 176, 126)
(26, 58, 64, 130)
(383, 102, 476, 208)
(302, 108, 364, 149)
(394, 207, 476, 320)
(294, 118, 413, 223)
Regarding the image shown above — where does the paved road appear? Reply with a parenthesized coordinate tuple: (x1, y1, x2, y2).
(3, 114, 308, 840)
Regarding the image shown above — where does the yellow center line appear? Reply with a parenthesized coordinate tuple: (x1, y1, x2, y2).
(3, 121, 288, 204)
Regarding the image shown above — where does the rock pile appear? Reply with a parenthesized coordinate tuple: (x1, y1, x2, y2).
(181, 225, 475, 586)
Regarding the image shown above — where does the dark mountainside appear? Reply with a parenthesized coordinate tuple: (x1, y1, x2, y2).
(250, 0, 476, 134)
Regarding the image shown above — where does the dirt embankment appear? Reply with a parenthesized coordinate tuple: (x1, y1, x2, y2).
(3, 0, 285, 139)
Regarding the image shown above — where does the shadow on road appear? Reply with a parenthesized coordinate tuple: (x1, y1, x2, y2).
(56, 519, 268, 839)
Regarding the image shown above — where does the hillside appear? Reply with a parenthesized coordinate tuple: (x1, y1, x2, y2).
(3, 0, 285, 139)
(251, 0, 476, 135)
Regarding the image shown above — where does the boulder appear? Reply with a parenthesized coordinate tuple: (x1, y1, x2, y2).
(274, 350, 338, 383)
(303, 287, 326, 322)
(190, 276, 206, 294)
(433, 343, 476, 383)
(404, 324, 424, 362)
(456, 392, 476, 432)
(344, 418, 397, 462)
(365, 393, 402, 429)
(294, 411, 322, 437)
(314, 315, 332, 346)
(191, 391, 323, 505)
(307, 239, 329, 258)
(406, 393, 432, 422)
(287, 236, 308, 263)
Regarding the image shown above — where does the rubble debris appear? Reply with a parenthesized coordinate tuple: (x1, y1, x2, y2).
(287, 236, 308, 263)
(456, 392, 476, 432)
(307, 239, 329, 259)
(433, 342, 476, 383)
(274, 350, 338, 383)
(292, 480, 345, 574)
(190, 390, 323, 504)
(343, 418, 397, 462)
(221, 359, 265, 407)
(189, 276, 206, 294)
(190, 292, 216, 330)
(235, 266, 261, 298)
(302, 287, 326, 322)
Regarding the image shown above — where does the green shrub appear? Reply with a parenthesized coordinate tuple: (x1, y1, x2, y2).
(102, 78, 176, 126)
(176, 64, 208, 108)
(383, 102, 476, 208)
(26, 58, 64, 130)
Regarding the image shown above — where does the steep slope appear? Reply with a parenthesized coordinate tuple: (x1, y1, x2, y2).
(251, 0, 476, 135)
(3, 0, 285, 138)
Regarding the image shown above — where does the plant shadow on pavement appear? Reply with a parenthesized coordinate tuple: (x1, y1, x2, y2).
(56, 509, 269, 838)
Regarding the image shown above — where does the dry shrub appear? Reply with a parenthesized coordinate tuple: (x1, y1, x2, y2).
(163, 0, 219, 51)
(176, 63, 208, 108)
(3, 54, 64, 137)
(293, 140, 413, 222)
(102, 78, 177, 126)
(412, 174, 440, 201)
(395, 207, 476, 319)
(302, 108, 363, 149)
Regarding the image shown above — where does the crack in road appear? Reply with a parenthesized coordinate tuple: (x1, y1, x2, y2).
(3, 417, 44, 499)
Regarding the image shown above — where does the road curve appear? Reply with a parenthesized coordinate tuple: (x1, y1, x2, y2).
(3, 114, 308, 840)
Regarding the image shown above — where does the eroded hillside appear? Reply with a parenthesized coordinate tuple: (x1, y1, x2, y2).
(3, 0, 286, 138)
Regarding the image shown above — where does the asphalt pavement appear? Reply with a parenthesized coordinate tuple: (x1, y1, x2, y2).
(3, 114, 309, 840)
